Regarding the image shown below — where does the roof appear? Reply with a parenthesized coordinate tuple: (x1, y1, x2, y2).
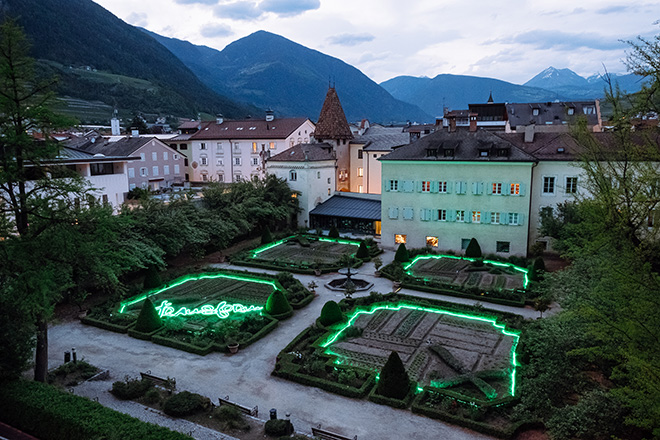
(352, 126, 409, 151)
(178, 121, 202, 130)
(76, 136, 158, 157)
(189, 118, 310, 140)
(381, 128, 537, 162)
(314, 87, 353, 140)
(309, 193, 381, 221)
(268, 143, 335, 162)
(168, 133, 193, 142)
(506, 101, 600, 128)
(42, 146, 138, 165)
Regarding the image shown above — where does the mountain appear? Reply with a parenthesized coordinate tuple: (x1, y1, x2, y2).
(0, 0, 252, 121)
(144, 29, 432, 124)
(380, 74, 566, 117)
(524, 67, 647, 99)
(524, 67, 589, 90)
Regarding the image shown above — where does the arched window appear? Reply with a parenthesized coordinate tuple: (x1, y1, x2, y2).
(289, 170, 297, 181)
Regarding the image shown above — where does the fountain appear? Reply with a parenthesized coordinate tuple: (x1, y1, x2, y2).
(325, 266, 373, 293)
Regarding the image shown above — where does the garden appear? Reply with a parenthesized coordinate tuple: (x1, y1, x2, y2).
(230, 233, 381, 274)
(273, 292, 531, 438)
(82, 270, 313, 355)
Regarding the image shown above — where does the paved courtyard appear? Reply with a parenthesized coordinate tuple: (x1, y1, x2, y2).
(47, 254, 551, 440)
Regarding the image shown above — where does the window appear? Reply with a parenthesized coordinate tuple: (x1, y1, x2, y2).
(252, 157, 259, 165)
(395, 234, 407, 244)
(358, 185, 364, 193)
(270, 142, 275, 149)
(328, 188, 331, 195)
(496, 241, 510, 253)
(508, 213, 520, 225)
(289, 170, 297, 181)
(217, 174, 224, 182)
(567, 107, 575, 115)
(426, 236, 439, 247)
(357, 149, 363, 159)
(201, 173, 208, 182)
(200, 156, 208, 166)
(179, 143, 188, 150)
(543, 176, 555, 194)
(128, 168, 135, 178)
(565, 177, 578, 194)
(457, 210, 465, 222)
(163, 151, 168, 161)
(532, 108, 539, 116)
(438, 181, 448, 193)
(129, 183, 136, 190)
(164, 165, 170, 175)
(327, 178, 331, 184)
(357, 167, 364, 177)
(184, 158, 189, 166)
(421, 181, 430, 192)
(216, 158, 223, 166)
(583, 105, 595, 115)
(233, 143, 240, 152)
(90, 163, 114, 176)
(152, 166, 159, 176)
(200, 143, 207, 150)
(472, 211, 481, 223)
(140, 167, 148, 177)
(317, 172, 321, 179)
(461, 239, 470, 250)
(174, 164, 180, 174)
(510, 183, 520, 195)
(492, 183, 502, 195)
(438, 209, 446, 221)
(140, 153, 145, 161)
(234, 174, 242, 182)
(252, 142, 257, 153)
(444, 148, 454, 157)
(389, 180, 399, 191)
(173, 153, 179, 160)
(491, 212, 500, 224)
(234, 157, 241, 166)
(388, 207, 399, 219)
(402, 207, 414, 220)
(479, 150, 489, 157)
(216, 142, 223, 152)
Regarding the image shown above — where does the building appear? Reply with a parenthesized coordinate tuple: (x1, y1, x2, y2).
(182, 112, 315, 183)
(76, 136, 185, 191)
(505, 101, 602, 133)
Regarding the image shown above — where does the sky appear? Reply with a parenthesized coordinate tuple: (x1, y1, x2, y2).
(93, 0, 660, 85)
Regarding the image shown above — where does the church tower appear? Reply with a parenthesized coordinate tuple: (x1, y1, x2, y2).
(313, 87, 353, 191)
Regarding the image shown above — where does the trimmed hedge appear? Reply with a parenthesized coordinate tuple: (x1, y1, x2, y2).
(134, 298, 162, 333)
(128, 326, 163, 341)
(0, 380, 191, 440)
(368, 382, 416, 409)
(151, 334, 216, 356)
(273, 364, 375, 399)
(319, 301, 344, 326)
(80, 315, 134, 333)
(399, 281, 525, 308)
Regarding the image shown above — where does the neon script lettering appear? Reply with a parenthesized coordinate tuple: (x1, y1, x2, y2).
(155, 300, 263, 319)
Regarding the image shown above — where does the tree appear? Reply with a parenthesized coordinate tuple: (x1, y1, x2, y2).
(356, 241, 369, 259)
(376, 351, 410, 399)
(328, 225, 339, 238)
(319, 300, 343, 326)
(465, 237, 482, 259)
(261, 225, 273, 245)
(394, 243, 409, 263)
(129, 113, 148, 134)
(134, 298, 162, 333)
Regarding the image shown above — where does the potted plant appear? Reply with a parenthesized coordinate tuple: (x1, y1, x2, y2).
(307, 281, 318, 295)
(226, 336, 239, 354)
(313, 259, 323, 276)
(373, 257, 383, 277)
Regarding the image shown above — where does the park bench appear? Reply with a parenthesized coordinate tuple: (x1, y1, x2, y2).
(218, 395, 258, 417)
(140, 371, 176, 390)
(311, 424, 357, 440)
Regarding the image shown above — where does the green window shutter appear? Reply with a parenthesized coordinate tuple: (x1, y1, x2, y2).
(486, 183, 493, 195)
(448, 210, 456, 222)
(385, 181, 390, 192)
(503, 181, 511, 196)
(416, 180, 423, 192)
(466, 210, 472, 223)
(519, 213, 525, 225)
(484, 212, 491, 223)
(472, 182, 478, 195)
(431, 181, 439, 193)
(501, 212, 509, 225)
(519, 183, 526, 196)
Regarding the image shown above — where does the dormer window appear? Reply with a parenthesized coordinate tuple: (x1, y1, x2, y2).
(532, 108, 540, 116)
(567, 107, 575, 115)
(497, 148, 509, 157)
(426, 148, 438, 157)
(443, 148, 455, 157)
(236, 127, 244, 130)
(557, 147, 565, 153)
(479, 149, 489, 157)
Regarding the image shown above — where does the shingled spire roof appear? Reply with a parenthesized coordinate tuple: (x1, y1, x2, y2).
(314, 87, 353, 140)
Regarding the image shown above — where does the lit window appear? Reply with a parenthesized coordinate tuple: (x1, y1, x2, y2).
(421, 181, 430, 192)
(395, 234, 407, 244)
(426, 236, 438, 247)
(358, 167, 364, 177)
(510, 183, 520, 195)
(438, 209, 446, 221)
(358, 185, 364, 193)
(565, 177, 578, 194)
(496, 241, 510, 253)
(457, 210, 465, 222)
(491, 212, 500, 224)
(252, 142, 257, 152)
(389, 180, 399, 191)
(543, 177, 555, 194)
(472, 211, 481, 223)
(492, 183, 502, 195)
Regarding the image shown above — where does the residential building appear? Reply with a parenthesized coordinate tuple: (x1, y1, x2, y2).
(184, 112, 315, 183)
(505, 100, 602, 133)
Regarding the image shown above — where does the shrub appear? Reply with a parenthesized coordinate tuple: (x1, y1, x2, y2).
(111, 378, 153, 400)
(213, 405, 250, 431)
(143, 265, 163, 289)
(356, 241, 369, 259)
(134, 298, 162, 333)
(265, 290, 292, 316)
(162, 391, 207, 417)
(465, 238, 482, 259)
(264, 419, 290, 437)
(319, 300, 343, 326)
(394, 243, 410, 263)
(376, 351, 410, 399)
(261, 226, 274, 244)
(530, 257, 546, 281)
(328, 225, 340, 238)
(144, 388, 161, 404)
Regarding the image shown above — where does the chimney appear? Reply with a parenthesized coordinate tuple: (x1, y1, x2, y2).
(448, 116, 456, 133)
(265, 109, 274, 122)
(216, 114, 224, 125)
(469, 113, 478, 132)
(524, 125, 535, 143)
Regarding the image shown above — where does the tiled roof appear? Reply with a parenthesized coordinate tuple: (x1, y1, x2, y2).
(49, 146, 136, 163)
(381, 128, 536, 162)
(178, 120, 202, 130)
(314, 87, 353, 140)
(268, 143, 335, 162)
(76, 136, 152, 157)
(190, 118, 309, 140)
(353, 126, 409, 151)
(506, 101, 600, 128)
(309, 193, 381, 221)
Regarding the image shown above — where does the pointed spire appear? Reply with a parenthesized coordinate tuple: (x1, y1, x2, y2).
(487, 91, 494, 103)
(314, 86, 353, 140)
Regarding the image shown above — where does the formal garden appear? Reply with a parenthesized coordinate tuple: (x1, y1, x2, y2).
(82, 269, 313, 355)
(273, 292, 531, 438)
(230, 233, 382, 274)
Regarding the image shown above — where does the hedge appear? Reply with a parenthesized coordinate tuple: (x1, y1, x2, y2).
(290, 293, 314, 309)
(151, 334, 216, 356)
(80, 315, 134, 334)
(368, 382, 416, 409)
(127, 326, 163, 341)
(400, 282, 525, 307)
(0, 380, 191, 440)
(273, 363, 375, 399)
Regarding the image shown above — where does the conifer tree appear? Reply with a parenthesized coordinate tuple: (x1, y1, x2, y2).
(376, 351, 410, 399)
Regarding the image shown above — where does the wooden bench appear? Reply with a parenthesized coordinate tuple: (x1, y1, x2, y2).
(218, 395, 258, 417)
(311, 425, 356, 440)
(140, 371, 176, 390)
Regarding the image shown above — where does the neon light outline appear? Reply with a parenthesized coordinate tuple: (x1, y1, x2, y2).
(319, 302, 520, 397)
(119, 272, 278, 314)
(155, 300, 263, 319)
(250, 235, 360, 258)
(403, 254, 530, 288)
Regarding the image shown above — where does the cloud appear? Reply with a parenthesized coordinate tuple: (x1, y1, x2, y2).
(200, 23, 234, 38)
(259, 0, 320, 17)
(327, 33, 375, 47)
(357, 52, 390, 63)
(596, 5, 631, 14)
(126, 12, 148, 27)
(174, 0, 219, 4)
(214, 1, 263, 20)
(496, 30, 624, 52)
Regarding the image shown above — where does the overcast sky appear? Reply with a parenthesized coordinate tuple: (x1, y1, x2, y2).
(94, 0, 659, 85)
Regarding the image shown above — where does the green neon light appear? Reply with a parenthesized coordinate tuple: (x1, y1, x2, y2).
(155, 300, 263, 319)
(250, 235, 360, 258)
(403, 254, 530, 288)
(320, 302, 520, 397)
(118, 272, 278, 314)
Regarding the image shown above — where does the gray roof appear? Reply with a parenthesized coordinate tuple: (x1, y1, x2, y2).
(47, 146, 137, 164)
(381, 128, 536, 162)
(76, 136, 172, 157)
(506, 101, 600, 128)
(309, 193, 381, 221)
(353, 126, 409, 151)
(268, 143, 335, 162)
